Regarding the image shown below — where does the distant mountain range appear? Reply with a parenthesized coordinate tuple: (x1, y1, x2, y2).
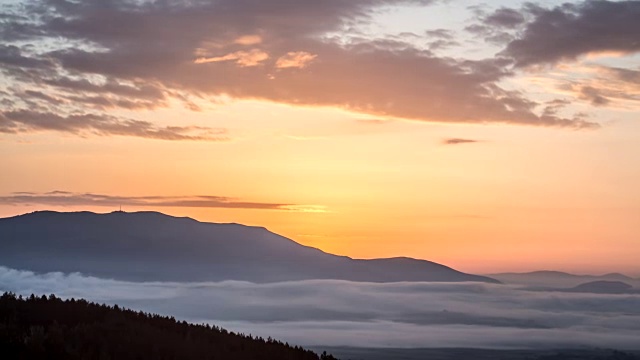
(517, 280, 639, 295)
(489, 270, 638, 288)
(569, 280, 635, 294)
(0, 211, 498, 284)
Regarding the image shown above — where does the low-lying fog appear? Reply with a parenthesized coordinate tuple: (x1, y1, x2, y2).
(2, 266, 639, 349)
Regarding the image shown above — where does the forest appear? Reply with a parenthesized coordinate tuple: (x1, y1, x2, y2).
(2, 291, 639, 360)
(0, 292, 337, 360)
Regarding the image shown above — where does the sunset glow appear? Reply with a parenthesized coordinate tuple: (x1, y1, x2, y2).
(1, 0, 639, 276)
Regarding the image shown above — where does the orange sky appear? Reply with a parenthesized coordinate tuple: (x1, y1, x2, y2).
(2, 101, 639, 275)
(1, 0, 639, 275)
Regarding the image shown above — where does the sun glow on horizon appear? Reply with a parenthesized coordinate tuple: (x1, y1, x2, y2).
(1, 0, 639, 276)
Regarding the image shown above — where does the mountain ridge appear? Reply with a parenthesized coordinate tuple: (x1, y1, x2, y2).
(570, 280, 634, 294)
(490, 270, 633, 280)
(0, 210, 498, 284)
(489, 270, 638, 288)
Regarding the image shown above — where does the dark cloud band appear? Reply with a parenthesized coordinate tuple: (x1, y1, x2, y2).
(0, 191, 293, 210)
(0, 109, 227, 140)
(501, 1, 640, 66)
(0, 0, 600, 135)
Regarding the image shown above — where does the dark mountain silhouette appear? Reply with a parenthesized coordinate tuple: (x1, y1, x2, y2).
(569, 281, 634, 294)
(0, 292, 337, 360)
(0, 211, 498, 283)
(490, 271, 636, 288)
(521, 280, 638, 295)
(600, 273, 635, 281)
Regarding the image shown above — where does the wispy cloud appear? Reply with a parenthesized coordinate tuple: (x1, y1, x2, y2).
(275, 51, 317, 69)
(442, 138, 480, 145)
(194, 49, 270, 67)
(0, 191, 314, 211)
(0, 110, 227, 141)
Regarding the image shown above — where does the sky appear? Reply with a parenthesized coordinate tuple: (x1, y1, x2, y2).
(0, 0, 639, 275)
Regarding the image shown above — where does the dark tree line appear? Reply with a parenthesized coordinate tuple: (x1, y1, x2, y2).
(0, 292, 338, 360)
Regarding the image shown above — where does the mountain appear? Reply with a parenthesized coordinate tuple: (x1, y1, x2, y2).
(0, 211, 498, 283)
(0, 292, 337, 360)
(524, 280, 638, 295)
(489, 270, 636, 288)
(569, 281, 634, 294)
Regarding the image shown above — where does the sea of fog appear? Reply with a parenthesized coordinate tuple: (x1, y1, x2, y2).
(1, 266, 640, 350)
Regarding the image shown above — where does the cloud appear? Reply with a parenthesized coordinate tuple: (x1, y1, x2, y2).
(0, 44, 222, 140)
(195, 49, 270, 67)
(577, 66, 640, 106)
(484, 8, 526, 29)
(234, 35, 263, 46)
(0, 109, 227, 140)
(579, 86, 610, 106)
(425, 29, 455, 40)
(37, 76, 169, 111)
(501, 1, 640, 67)
(464, 8, 519, 47)
(0, 0, 597, 132)
(443, 138, 479, 145)
(1, 267, 640, 349)
(0, 44, 54, 69)
(423, 29, 460, 50)
(275, 51, 318, 69)
(0, 191, 295, 210)
(608, 66, 640, 84)
(528, 64, 640, 109)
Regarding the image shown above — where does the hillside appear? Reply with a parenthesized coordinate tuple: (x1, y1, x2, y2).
(570, 281, 634, 294)
(0, 211, 498, 283)
(0, 292, 336, 360)
(490, 271, 636, 288)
